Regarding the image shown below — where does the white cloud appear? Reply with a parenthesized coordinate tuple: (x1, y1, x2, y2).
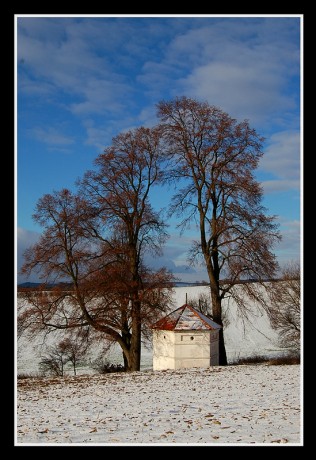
(18, 19, 132, 118)
(70, 78, 130, 116)
(18, 17, 300, 150)
(144, 225, 218, 282)
(262, 179, 300, 194)
(83, 120, 114, 151)
(172, 25, 298, 124)
(137, 106, 157, 127)
(17, 227, 40, 246)
(274, 219, 301, 267)
(83, 111, 157, 151)
(18, 17, 67, 43)
(178, 61, 294, 124)
(32, 127, 74, 145)
(16, 228, 41, 283)
(138, 18, 300, 127)
(18, 73, 56, 97)
(18, 24, 102, 92)
(260, 130, 301, 193)
(260, 130, 301, 178)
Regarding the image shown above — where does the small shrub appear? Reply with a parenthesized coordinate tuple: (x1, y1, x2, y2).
(90, 356, 125, 374)
(232, 352, 300, 366)
(268, 352, 300, 365)
(17, 372, 41, 379)
(39, 356, 64, 377)
(232, 355, 268, 365)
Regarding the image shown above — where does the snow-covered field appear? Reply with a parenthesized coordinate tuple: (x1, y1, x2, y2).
(16, 364, 301, 445)
(16, 285, 302, 446)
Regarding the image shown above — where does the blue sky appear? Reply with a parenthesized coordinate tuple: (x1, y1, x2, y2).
(16, 14, 302, 283)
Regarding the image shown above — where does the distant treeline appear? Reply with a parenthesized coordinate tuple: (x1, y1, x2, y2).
(17, 278, 282, 292)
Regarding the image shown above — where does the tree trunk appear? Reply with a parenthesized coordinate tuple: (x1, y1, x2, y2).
(128, 343, 141, 371)
(217, 328, 228, 366)
(128, 329, 141, 371)
(200, 206, 228, 365)
(121, 326, 131, 371)
(210, 284, 228, 366)
(122, 352, 129, 371)
(127, 299, 142, 372)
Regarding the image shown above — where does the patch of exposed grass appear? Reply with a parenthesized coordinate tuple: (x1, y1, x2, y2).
(267, 354, 300, 365)
(17, 372, 43, 379)
(231, 352, 300, 366)
(90, 357, 125, 374)
(232, 355, 268, 365)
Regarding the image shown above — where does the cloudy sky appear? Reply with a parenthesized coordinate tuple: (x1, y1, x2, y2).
(16, 14, 302, 283)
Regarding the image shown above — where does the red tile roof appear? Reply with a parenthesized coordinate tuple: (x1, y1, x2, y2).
(151, 304, 222, 331)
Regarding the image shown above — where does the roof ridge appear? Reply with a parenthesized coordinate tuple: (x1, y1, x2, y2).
(173, 304, 186, 328)
(151, 304, 221, 331)
(184, 304, 214, 329)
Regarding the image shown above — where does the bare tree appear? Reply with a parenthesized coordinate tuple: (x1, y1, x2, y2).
(157, 96, 281, 364)
(266, 261, 301, 351)
(186, 292, 210, 317)
(58, 337, 89, 376)
(186, 291, 230, 328)
(39, 342, 69, 377)
(19, 127, 175, 372)
(79, 126, 174, 370)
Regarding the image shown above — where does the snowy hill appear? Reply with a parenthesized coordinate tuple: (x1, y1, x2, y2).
(17, 284, 287, 375)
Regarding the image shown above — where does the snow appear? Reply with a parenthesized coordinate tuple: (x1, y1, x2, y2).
(17, 285, 289, 375)
(151, 304, 222, 330)
(16, 364, 302, 445)
(16, 285, 302, 446)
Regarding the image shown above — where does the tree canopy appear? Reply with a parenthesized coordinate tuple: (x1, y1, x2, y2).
(157, 96, 281, 363)
(19, 97, 284, 369)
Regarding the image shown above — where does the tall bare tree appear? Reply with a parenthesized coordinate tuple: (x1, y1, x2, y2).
(19, 127, 175, 372)
(157, 96, 281, 364)
(79, 126, 173, 370)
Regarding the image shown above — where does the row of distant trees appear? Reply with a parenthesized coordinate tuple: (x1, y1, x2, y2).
(18, 96, 299, 370)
